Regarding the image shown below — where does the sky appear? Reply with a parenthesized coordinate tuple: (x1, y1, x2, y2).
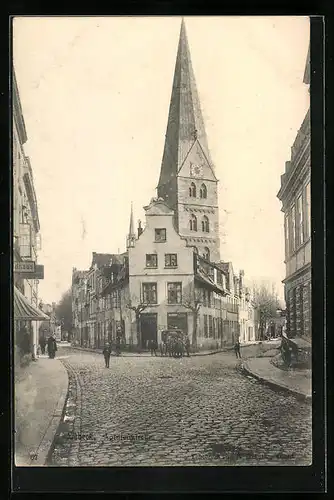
(13, 16, 310, 304)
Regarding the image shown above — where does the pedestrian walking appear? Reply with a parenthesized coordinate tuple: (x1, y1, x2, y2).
(115, 335, 121, 356)
(47, 335, 57, 359)
(39, 336, 46, 355)
(185, 335, 190, 357)
(234, 339, 241, 359)
(150, 339, 157, 356)
(102, 342, 112, 368)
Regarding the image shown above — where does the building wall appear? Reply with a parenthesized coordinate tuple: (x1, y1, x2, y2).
(13, 71, 41, 360)
(128, 199, 195, 345)
(278, 109, 311, 339)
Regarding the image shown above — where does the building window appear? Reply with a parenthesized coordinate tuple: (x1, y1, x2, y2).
(297, 194, 304, 246)
(200, 183, 207, 199)
(167, 282, 182, 304)
(142, 283, 157, 304)
(190, 214, 197, 231)
(203, 247, 210, 261)
(288, 207, 296, 255)
(201, 215, 209, 232)
(165, 253, 177, 268)
(208, 291, 212, 308)
(155, 228, 166, 242)
(146, 254, 158, 268)
(204, 315, 208, 337)
(304, 182, 311, 239)
(208, 315, 213, 337)
(189, 182, 196, 197)
(19, 223, 32, 258)
(284, 214, 289, 259)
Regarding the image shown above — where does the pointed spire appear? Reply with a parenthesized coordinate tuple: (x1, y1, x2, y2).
(157, 18, 213, 192)
(129, 202, 135, 236)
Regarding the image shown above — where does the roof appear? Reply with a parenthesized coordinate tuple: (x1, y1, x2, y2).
(303, 43, 310, 85)
(91, 252, 126, 269)
(157, 19, 214, 189)
(14, 286, 50, 321)
(195, 270, 227, 296)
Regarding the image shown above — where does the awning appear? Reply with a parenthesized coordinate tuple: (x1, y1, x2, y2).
(14, 286, 50, 321)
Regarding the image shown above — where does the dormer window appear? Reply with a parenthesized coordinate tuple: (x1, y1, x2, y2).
(189, 182, 196, 197)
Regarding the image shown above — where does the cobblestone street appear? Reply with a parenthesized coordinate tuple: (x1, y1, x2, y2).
(50, 346, 312, 467)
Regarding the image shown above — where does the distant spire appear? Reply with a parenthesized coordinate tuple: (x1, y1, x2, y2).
(127, 202, 136, 249)
(129, 202, 135, 236)
(157, 17, 213, 192)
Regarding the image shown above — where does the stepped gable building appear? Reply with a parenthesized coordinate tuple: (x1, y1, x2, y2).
(157, 19, 220, 264)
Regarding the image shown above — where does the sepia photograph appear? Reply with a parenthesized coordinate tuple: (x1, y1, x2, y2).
(12, 15, 312, 468)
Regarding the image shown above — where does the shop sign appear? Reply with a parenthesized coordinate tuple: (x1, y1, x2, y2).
(14, 261, 35, 273)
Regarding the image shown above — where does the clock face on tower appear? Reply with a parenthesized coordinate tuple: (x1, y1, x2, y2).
(190, 163, 204, 178)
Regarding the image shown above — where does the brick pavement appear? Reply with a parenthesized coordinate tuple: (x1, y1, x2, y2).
(50, 347, 312, 467)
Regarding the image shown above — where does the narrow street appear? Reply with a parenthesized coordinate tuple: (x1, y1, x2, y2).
(50, 346, 312, 467)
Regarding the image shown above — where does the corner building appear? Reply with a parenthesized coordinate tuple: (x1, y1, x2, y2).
(277, 44, 311, 340)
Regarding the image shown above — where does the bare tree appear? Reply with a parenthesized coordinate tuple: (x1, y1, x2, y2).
(252, 281, 280, 339)
(126, 297, 148, 347)
(181, 283, 202, 347)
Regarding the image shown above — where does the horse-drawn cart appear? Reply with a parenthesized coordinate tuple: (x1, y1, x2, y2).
(160, 329, 189, 358)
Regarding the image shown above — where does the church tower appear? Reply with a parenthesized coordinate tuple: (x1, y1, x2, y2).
(157, 19, 220, 263)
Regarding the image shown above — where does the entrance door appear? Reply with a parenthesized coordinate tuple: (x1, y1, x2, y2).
(167, 312, 188, 333)
(140, 313, 158, 349)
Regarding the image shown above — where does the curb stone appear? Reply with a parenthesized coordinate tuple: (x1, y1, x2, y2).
(239, 361, 312, 403)
(68, 345, 228, 357)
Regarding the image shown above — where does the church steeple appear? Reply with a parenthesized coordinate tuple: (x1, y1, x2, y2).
(126, 202, 136, 248)
(157, 18, 215, 200)
(156, 18, 220, 263)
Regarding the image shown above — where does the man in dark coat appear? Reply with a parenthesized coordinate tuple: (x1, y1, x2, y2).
(47, 335, 57, 359)
(115, 335, 121, 356)
(149, 339, 157, 356)
(39, 336, 46, 355)
(102, 342, 112, 368)
(234, 339, 241, 359)
(184, 335, 190, 357)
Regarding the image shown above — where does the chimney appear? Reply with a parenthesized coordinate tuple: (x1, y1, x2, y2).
(138, 220, 143, 238)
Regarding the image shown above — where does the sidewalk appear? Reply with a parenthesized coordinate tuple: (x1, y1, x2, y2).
(14, 355, 69, 466)
(69, 345, 228, 357)
(241, 357, 312, 402)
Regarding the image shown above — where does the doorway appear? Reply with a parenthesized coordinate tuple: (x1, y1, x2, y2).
(140, 313, 158, 349)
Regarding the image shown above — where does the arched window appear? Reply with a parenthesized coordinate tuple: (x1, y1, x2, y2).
(201, 215, 209, 232)
(189, 214, 197, 231)
(189, 182, 196, 197)
(203, 247, 210, 261)
(200, 183, 207, 199)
